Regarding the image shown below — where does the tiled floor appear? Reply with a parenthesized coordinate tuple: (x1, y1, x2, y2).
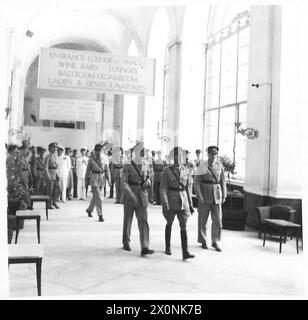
(8, 197, 305, 298)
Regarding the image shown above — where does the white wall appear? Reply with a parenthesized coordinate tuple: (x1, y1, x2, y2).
(245, 5, 302, 199)
(244, 5, 278, 197)
(23, 125, 97, 150)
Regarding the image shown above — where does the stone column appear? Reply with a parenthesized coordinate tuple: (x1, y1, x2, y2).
(136, 96, 145, 141)
(113, 94, 124, 146)
(163, 39, 182, 153)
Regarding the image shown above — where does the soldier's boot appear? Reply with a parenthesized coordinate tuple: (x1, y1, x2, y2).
(180, 230, 195, 261)
(165, 225, 172, 255)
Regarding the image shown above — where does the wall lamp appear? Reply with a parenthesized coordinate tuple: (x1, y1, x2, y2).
(156, 121, 170, 142)
(234, 121, 258, 139)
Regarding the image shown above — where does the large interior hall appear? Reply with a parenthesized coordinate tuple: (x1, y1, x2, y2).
(0, 0, 307, 299)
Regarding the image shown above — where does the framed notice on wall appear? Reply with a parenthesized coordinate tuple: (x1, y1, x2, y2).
(39, 98, 102, 122)
(38, 47, 156, 96)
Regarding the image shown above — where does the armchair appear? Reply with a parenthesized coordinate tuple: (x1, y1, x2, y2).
(256, 205, 296, 240)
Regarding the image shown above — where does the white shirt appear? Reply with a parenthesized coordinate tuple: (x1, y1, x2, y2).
(57, 154, 71, 177)
(76, 155, 89, 178)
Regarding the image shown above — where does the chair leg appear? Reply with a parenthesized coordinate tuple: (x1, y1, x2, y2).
(263, 230, 266, 247)
(45, 202, 48, 220)
(296, 230, 299, 254)
(37, 217, 41, 244)
(279, 232, 283, 253)
(15, 217, 20, 244)
(36, 258, 42, 296)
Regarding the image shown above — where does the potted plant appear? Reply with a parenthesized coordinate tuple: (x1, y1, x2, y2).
(219, 155, 247, 231)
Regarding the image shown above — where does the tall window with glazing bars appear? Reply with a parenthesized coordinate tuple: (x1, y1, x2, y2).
(204, 10, 250, 181)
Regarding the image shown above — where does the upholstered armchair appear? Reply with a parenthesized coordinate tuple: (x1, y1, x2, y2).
(256, 205, 296, 240)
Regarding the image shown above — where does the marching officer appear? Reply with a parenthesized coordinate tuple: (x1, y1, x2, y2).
(160, 146, 195, 261)
(44, 142, 60, 209)
(85, 143, 110, 222)
(34, 146, 46, 195)
(194, 146, 227, 252)
(121, 142, 154, 256)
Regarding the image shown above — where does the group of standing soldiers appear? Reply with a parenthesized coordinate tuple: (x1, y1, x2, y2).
(6, 139, 89, 210)
(6, 138, 227, 262)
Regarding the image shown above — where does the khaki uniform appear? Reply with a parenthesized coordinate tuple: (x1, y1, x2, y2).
(85, 154, 110, 217)
(16, 154, 31, 188)
(113, 155, 124, 203)
(144, 156, 154, 203)
(153, 159, 166, 205)
(121, 159, 151, 249)
(35, 156, 46, 195)
(194, 160, 227, 245)
(44, 153, 59, 206)
(160, 164, 191, 229)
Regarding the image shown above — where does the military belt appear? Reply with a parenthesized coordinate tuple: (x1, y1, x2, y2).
(37, 168, 44, 171)
(202, 180, 219, 185)
(168, 187, 185, 192)
(22, 169, 28, 171)
(114, 165, 123, 169)
(92, 171, 103, 174)
(49, 167, 58, 169)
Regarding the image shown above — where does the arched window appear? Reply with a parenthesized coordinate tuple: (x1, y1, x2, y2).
(122, 40, 139, 150)
(144, 8, 169, 151)
(204, 6, 250, 181)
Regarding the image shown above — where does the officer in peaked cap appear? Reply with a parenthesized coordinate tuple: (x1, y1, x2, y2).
(194, 145, 226, 252)
(85, 143, 110, 222)
(207, 145, 219, 154)
(34, 146, 46, 195)
(121, 141, 154, 256)
(160, 146, 195, 260)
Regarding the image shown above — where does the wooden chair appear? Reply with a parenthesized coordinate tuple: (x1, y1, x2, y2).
(30, 195, 50, 220)
(15, 210, 42, 244)
(8, 244, 43, 296)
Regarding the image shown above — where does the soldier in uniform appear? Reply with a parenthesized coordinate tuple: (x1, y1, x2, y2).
(144, 148, 154, 204)
(85, 143, 110, 222)
(194, 149, 203, 168)
(108, 149, 114, 199)
(16, 145, 31, 189)
(194, 146, 227, 252)
(44, 142, 60, 209)
(121, 142, 154, 256)
(153, 150, 166, 205)
(112, 146, 124, 204)
(160, 146, 195, 261)
(34, 146, 46, 195)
